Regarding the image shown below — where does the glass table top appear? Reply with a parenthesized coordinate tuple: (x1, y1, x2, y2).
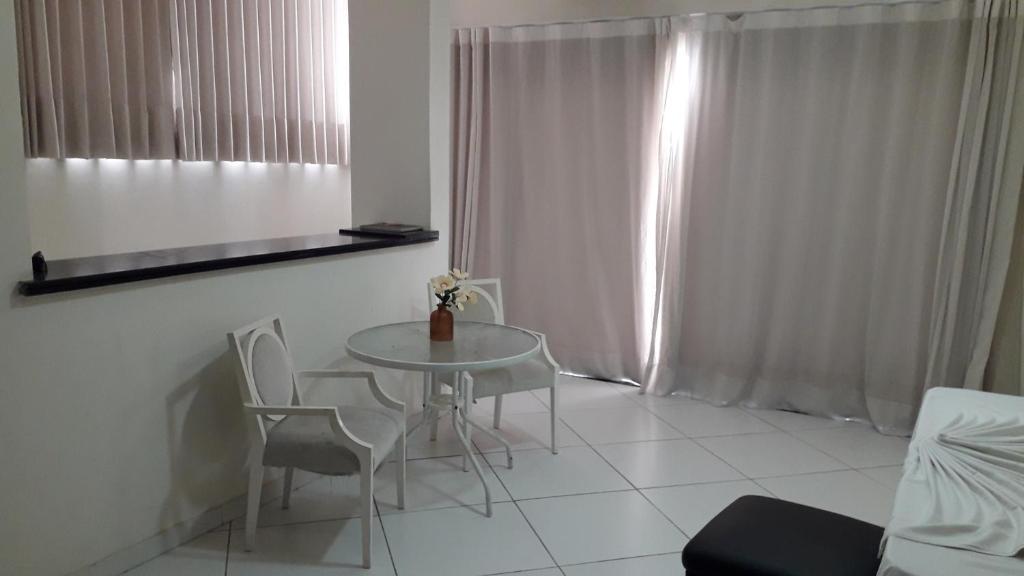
(345, 321, 540, 372)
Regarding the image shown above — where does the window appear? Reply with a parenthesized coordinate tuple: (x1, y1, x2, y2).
(14, 0, 349, 165)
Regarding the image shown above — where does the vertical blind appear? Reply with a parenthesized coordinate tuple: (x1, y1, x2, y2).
(14, 0, 349, 165)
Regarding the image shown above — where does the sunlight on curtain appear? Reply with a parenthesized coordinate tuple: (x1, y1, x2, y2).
(643, 1, 977, 434)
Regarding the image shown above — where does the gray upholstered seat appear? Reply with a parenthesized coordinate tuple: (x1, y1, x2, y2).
(465, 358, 555, 398)
(264, 405, 403, 475)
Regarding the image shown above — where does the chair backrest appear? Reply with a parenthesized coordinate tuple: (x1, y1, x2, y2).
(426, 278, 504, 324)
(227, 316, 299, 426)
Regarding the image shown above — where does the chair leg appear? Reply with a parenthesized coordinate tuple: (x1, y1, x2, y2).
(396, 428, 407, 510)
(550, 386, 558, 455)
(492, 394, 503, 429)
(360, 455, 374, 569)
(462, 382, 472, 472)
(281, 467, 294, 510)
(245, 465, 265, 551)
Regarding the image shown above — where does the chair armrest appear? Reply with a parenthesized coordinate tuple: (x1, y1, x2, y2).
(295, 370, 406, 414)
(243, 404, 372, 452)
(521, 329, 560, 371)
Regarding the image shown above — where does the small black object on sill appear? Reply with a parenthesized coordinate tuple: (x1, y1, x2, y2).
(31, 251, 48, 281)
(341, 223, 424, 238)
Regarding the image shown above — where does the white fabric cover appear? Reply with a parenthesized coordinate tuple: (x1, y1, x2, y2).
(887, 414, 1024, 556)
(879, 388, 1024, 576)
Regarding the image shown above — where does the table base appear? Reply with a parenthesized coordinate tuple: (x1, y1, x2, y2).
(407, 371, 513, 517)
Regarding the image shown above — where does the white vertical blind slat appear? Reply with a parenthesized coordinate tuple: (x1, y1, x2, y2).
(15, 0, 348, 164)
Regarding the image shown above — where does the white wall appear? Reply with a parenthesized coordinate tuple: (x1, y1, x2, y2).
(0, 1, 447, 575)
(349, 0, 432, 227)
(450, 0, 906, 27)
(27, 160, 351, 259)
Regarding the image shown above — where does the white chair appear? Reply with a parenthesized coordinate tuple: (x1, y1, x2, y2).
(425, 278, 560, 455)
(228, 316, 405, 569)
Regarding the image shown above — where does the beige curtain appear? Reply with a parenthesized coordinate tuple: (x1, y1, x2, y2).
(14, 0, 177, 159)
(15, 0, 348, 165)
(644, 2, 976, 434)
(926, 0, 1024, 398)
(171, 0, 348, 164)
(450, 21, 663, 383)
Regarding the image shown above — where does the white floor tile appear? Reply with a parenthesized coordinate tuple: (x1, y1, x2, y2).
(595, 439, 744, 489)
(793, 427, 910, 468)
(743, 408, 863, 431)
(697, 432, 846, 478)
(139, 386, 913, 576)
(472, 391, 551, 415)
(642, 480, 771, 538)
(859, 465, 905, 488)
(247, 475, 363, 528)
(484, 446, 631, 500)
(123, 532, 228, 576)
(380, 502, 553, 576)
(487, 565, 561, 569)
(561, 553, 683, 576)
(756, 470, 897, 526)
(375, 455, 511, 514)
(470, 411, 586, 453)
(649, 403, 778, 437)
(518, 491, 684, 566)
(560, 405, 683, 445)
(532, 377, 636, 411)
(227, 517, 395, 575)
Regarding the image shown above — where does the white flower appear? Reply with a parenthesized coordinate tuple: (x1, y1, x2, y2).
(431, 274, 456, 294)
(465, 289, 479, 305)
(451, 268, 469, 280)
(456, 302, 465, 311)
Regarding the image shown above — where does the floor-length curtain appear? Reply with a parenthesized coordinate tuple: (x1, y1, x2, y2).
(451, 21, 662, 382)
(926, 0, 1024, 397)
(644, 1, 980, 434)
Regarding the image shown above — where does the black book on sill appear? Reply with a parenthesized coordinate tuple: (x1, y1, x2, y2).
(340, 223, 424, 238)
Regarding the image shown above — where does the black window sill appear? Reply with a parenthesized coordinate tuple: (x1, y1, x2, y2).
(17, 229, 439, 297)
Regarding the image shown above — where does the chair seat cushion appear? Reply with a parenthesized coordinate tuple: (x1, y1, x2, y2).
(438, 358, 556, 398)
(263, 406, 402, 476)
(682, 495, 884, 576)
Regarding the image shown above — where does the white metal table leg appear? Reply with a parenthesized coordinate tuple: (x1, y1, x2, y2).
(449, 370, 493, 517)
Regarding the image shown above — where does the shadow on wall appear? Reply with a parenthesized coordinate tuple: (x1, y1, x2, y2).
(160, 350, 247, 535)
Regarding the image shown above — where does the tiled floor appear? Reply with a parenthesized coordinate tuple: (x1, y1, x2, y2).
(124, 375, 909, 575)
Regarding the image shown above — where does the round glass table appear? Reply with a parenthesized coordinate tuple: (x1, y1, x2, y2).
(346, 321, 541, 516)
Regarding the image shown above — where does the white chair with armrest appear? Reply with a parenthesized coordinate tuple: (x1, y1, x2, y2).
(227, 316, 405, 569)
(424, 278, 560, 458)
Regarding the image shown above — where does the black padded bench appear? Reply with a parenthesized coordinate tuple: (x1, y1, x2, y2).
(682, 495, 884, 576)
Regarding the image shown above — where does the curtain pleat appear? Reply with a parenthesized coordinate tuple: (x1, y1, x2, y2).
(15, 0, 348, 165)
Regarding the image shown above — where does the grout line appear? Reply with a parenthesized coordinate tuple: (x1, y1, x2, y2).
(222, 522, 231, 576)
(557, 551, 682, 570)
(474, 431, 562, 572)
(560, 413, 692, 540)
(374, 499, 401, 575)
